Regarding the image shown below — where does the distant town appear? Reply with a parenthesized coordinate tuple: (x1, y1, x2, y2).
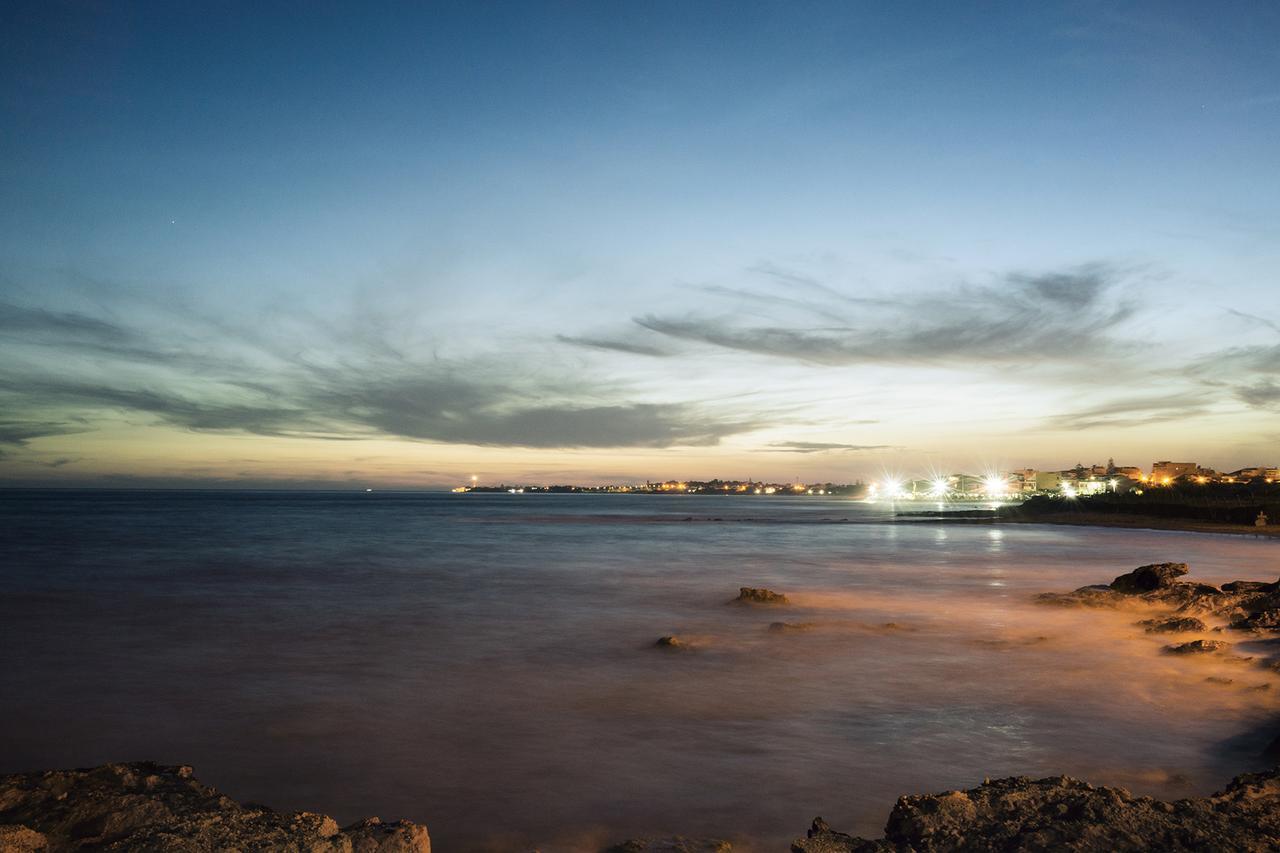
(453, 459, 1280, 500)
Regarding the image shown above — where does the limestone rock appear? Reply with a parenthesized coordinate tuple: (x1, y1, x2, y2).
(733, 587, 789, 605)
(793, 769, 1280, 852)
(768, 622, 815, 633)
(1164, 639, 1230, 655)
(1109, 562, 1189, 594)
(0, 762, 430, 852)
(1138, 616, 1207, 633)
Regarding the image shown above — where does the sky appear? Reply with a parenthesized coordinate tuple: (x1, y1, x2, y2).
(2, 1, 1279, 488)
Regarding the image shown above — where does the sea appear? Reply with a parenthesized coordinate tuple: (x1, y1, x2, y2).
(2, 489, 1279, 850)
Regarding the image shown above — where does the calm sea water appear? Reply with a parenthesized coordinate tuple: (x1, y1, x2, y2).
(3, 490, 1279, 850)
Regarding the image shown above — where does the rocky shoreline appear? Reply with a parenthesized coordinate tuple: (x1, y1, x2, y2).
(5, 563, 1280, 852)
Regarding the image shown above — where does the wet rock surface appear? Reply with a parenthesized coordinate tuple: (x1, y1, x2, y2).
(0, 762, 430, 852)
(1139, 616, 1207, 633)
(1109, 562, 1189, 593)
(1038, 562, 1280, 646)
(768, 621, 815, 633)
(792, 770, 1280, 852)
(1164, 639, 1231, 655)
(733, 587, 790, 605)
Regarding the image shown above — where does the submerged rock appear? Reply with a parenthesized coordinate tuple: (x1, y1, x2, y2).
(1164, 639, 1231, 655)
(1139, 616, 1207, 633)
(0, 762, 430, 852)
(1036, 585, 1121, 608)
(768, 621, 814, 633)
(793, 769, 1280, 852)
(733, 587, 789, 605)
(603, 837, 732, 853)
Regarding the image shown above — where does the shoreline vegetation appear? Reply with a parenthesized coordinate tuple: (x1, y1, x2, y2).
(898, 491, 1280, 539)
(6, 564, 1280, 851)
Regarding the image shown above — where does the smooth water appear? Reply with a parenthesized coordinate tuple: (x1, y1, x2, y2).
(2, 490, 1279, 850)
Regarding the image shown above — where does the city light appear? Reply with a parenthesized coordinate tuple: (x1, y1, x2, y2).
(982, 475, 1007, 497)
(930, 478, 950, 498)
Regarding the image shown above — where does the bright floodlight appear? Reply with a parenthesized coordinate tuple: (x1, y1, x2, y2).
(983, 475, 1006, 495)
(930, 478, 949, 497)
(884, 480, 906, 499)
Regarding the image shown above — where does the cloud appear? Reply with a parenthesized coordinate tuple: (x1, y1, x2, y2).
(0, 419, 85, 445)
(310, 371, 759, 448)
(1184, 329, 1280, 410)
(0, 302, 132, 343)
(1045, 393, 1210, 430)
(0, 340, 761, 450)
(1236, 380, 1280, 409)
(1189, 342, 1280, 377)
(0, 379, 319, 438)
(763, 441, 897, 454)
(555, 334, 673, 357)
(633, 263, 1136, 367)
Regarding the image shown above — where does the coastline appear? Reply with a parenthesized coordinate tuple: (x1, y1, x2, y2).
(898, 510, 1280, 539)
(7, 562, 1280, 850)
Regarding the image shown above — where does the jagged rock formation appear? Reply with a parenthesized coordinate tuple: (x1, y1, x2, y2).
(733, 587, 789, 605)
(1108, 562, 1189, 593)
(1139, 616, 1207, 633)
(768, 621, 815, 633)
(793, 770, 1280, 852)
(0, 762, 429, 852)
(1037, 563, 1280, 640)
(1164, 639, 1231, 655)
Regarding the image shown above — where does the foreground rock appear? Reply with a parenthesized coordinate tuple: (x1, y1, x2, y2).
(1139, 616, 1207, 633)
(1038, 563, 1280, 638)
(1109, 562, 1189, 593)
(0, 762, 430, 852)
(1164, 639, 1231, 655)
(733, 587, 789, 605)
(793, 769, 1280, 852)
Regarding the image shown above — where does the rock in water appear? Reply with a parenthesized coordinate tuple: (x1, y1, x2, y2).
(603, 837, 732, 852)
(1164, 639, 1231, 655)
(733, 587, 789, 605)
(1110, 562, 1189, 594)
(793, 770, 1280, 852)
(768, 621, 815, 633)
(0, 762, 430, 852)
(1139, 616, 1208, 633)
(654, 635, 685, 648)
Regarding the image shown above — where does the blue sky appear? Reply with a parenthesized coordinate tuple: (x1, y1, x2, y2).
(2, 1, 1278, 487)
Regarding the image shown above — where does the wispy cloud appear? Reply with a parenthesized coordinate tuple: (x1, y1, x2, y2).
(764, 441, 897, 454)
(633, 263, 1136, 367)
(0, 291, 764, 452)
(1236, 380, 1280, 410)
(0, 418, 85, 446)
(554, 334, 673, 358)
(1045, 393, 1211, 431)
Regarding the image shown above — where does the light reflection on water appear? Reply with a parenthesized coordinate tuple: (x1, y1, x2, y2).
(2, 490, 1279, 851)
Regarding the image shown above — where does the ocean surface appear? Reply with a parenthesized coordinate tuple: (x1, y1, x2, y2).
(3, 489, 1279, 850)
